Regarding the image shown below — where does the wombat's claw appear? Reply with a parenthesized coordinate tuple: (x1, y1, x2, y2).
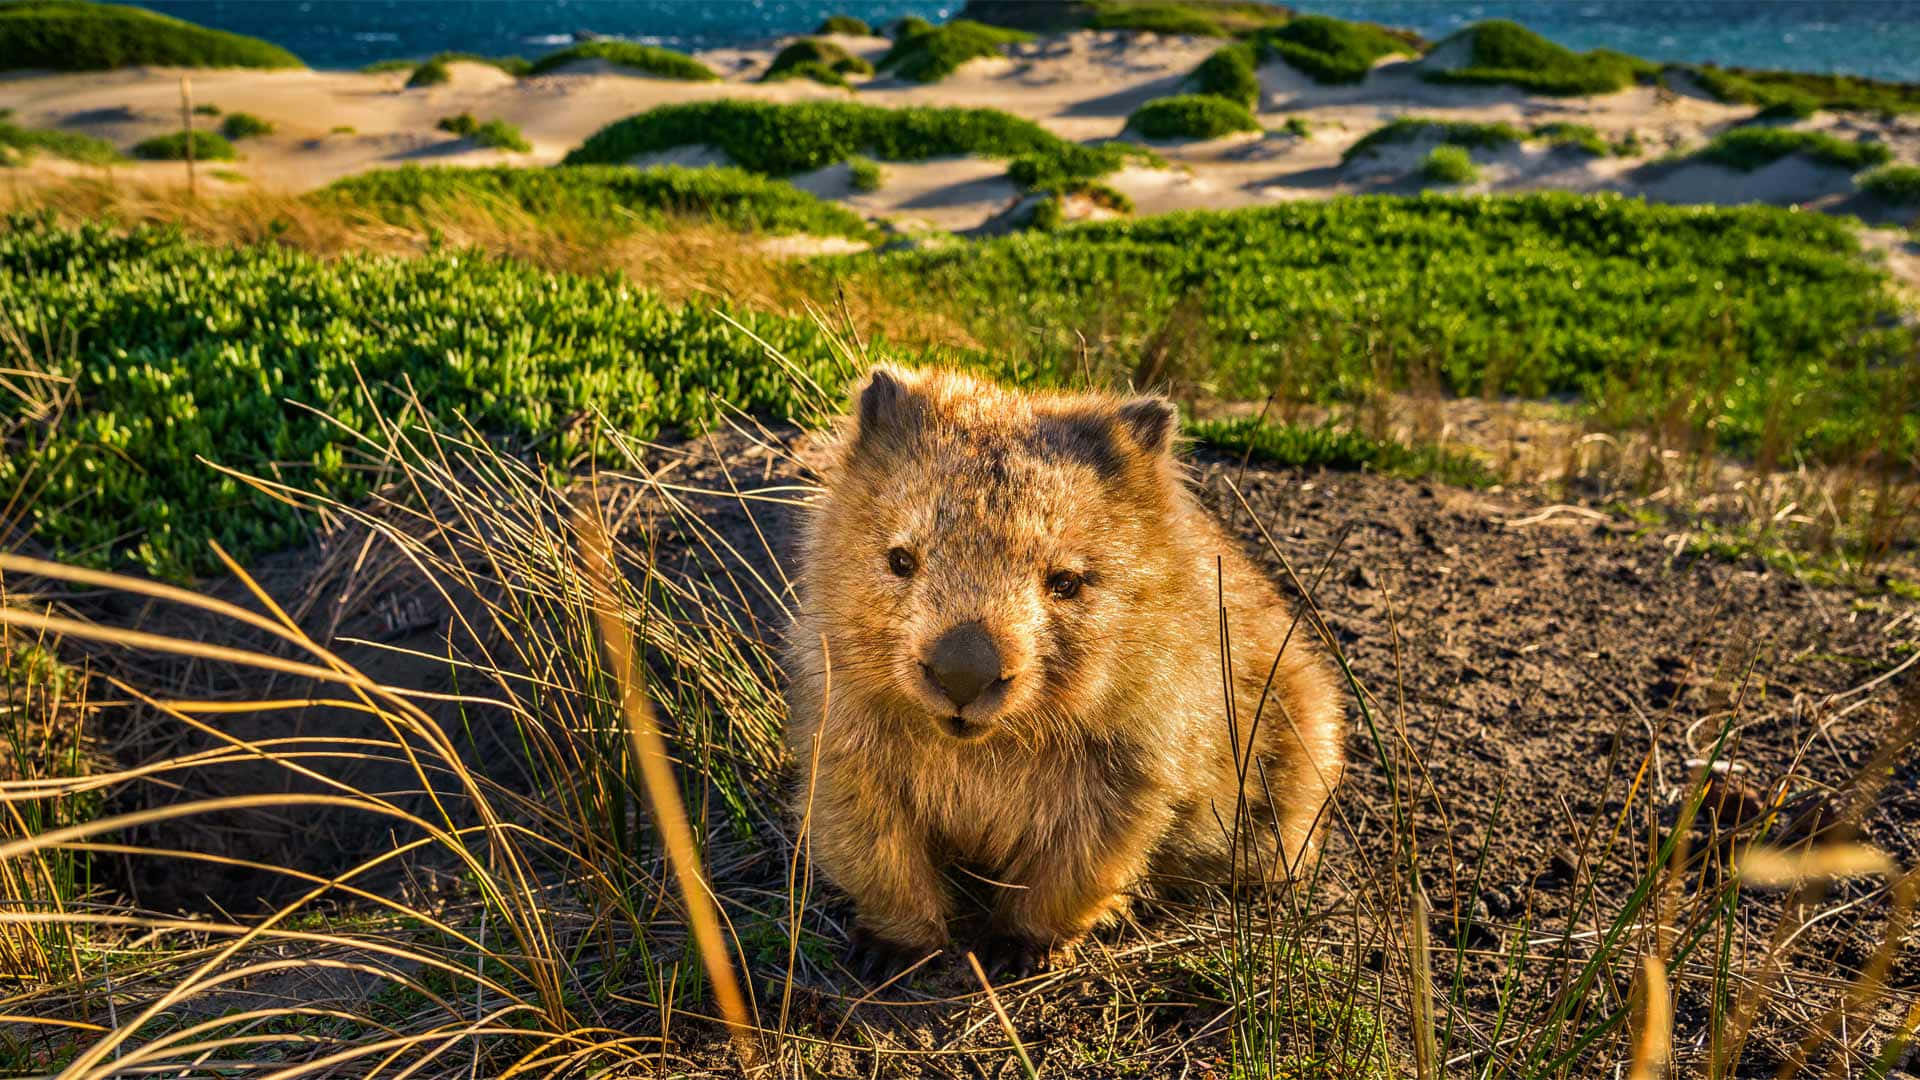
(846, 926, 925, 983)
(977, 933, 1052, 979)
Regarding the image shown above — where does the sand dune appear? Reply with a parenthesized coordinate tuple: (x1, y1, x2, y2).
(3, 29, 1917, 231)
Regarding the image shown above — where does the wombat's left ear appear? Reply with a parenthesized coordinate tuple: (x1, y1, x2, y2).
(1115, 396, 1177, 458)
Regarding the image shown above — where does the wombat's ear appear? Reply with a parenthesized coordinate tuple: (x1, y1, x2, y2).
(1115, 396, 1177, 458)
(852, 365, 922, 451)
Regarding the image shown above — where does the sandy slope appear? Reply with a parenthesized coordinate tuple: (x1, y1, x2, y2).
(2, 30, 1918, 234)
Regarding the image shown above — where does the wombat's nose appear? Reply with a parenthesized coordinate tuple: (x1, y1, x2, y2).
(924, 622, 1004, 708)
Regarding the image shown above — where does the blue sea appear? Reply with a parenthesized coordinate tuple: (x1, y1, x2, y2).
(133, 1, 1920, 82)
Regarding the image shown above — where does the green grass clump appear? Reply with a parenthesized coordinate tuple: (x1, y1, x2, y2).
(1860, 164, 1920, 204)
(405, 57, 449, 86)
(436, 113, 529, 152)
(888, 15, 933, 38)
(218, 112, 273, 139)
(0, 0, 302, 71)
(1423, 19, 1654, 96)
(0, 217, 868, 578)
(1342, 116, 1523, 164)
(360, 57, 414, 73)
(762, 38, 873, 85)
(813, 193, 1914, 464)
(131, 130, 235, 161)
(847, 155, 884, 192)
(1530, 121, 1610, 155)
(0, 114, 121, 165)
(320, 164, 876, 239)
(1127, 94, 1260, 140)
(815, 14, 872, 35)
(1694, 127, 1891, 172)
(969, 0, 1288, 35)
(1688, 64, 1920, 114)
(1086, 2, 1228, 36)
(1258, 15, 1417, 84)
(192, 102, 220, 116)
(1191, 417, 1493, 487)
(1191, 42, 1259, 108)
(528, 40, 716, 80)
(875, 19, 1031, 82)
(1421, 144, 1477, 183)
(565, 100, 1128, 189)
(1748, 97, 1818, 123)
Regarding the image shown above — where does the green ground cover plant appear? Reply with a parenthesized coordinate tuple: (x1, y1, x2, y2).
(527, 40, 716, 80)
(218, 111, 272, 139)
(564, 100, 1138, 189)
(1420, 144, 1477, 183)
(1190, 41, 1259, 107)
(1694, 127, 1892, 172)
(847, 155, 884, 192)
(887, 14, 933, 38)
(436, 112, 531, 152)
(1259, 14, 1416, 83)
(810, 193, 1916, 464)
(1191, 415, 1493, 487)
(1126, 93, 1260, 139)
(815, 13, 871, 35)
(1423, 19, 1654, 95)
(964, 0, 1289, 35)
(404, 57, 449, 86)
(320, 164, 877, 239)
(1529, 121, 1611, 155)
(1860, 164, 1920, 203)
(1342, 116, 1523, 163)
(0, 0, 301, 71)
(1086, 2, 1231, 36)
(0, 112, 120, 165)
(875, 19, 1031, 82)
(131, 130, 234, 161)
(1687, 63, 1920, 114)
(1748, 97, 1818, 122)
(761, 38, 872, 86)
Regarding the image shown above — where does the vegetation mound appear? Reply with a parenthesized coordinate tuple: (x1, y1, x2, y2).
(762, 38, 873, 86)
(1859, 164, 1920, 204)
(1341, 117, 1523, 164)
(1693, 128, 1892, 172)
(132, 130, 235, 161)
(1260, 15, 1417, 84)
(320, 164, 877, 240)
(0, 0, 302, 71)
(1190, 42, 1258, 107)
(958, 0, 1289, 36)
(1126, 94, 1260, 139)
(875, 19, 1031, 82)
(1688, 64, 1920, 115)
(564, 100, 1135, 188)
(1422, 19, 1654, 96)
(815, 14, 872, 35)
(528, 40, 716, 80)
(218, 112, 273, 139)
(436, 112, 531, 153)
(0, 110, 121, 164)
(1421, 144, 1476, 183)
(887, 15, 934, 38)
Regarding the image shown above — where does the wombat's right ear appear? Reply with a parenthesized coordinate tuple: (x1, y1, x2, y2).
(852, 365, 922, 451)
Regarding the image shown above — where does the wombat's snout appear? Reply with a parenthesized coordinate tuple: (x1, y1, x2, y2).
(920, 621, 1008, 710)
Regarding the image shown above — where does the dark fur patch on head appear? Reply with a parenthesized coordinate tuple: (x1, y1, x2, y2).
(1032, 398, 1178, 480)
(1116, 397, 1177, 458)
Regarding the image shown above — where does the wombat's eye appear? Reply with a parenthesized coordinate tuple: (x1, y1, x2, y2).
(886, 547, 917, 578)
(1047, 570, 1083, 599)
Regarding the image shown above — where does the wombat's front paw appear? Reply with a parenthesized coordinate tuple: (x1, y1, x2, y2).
(847, 925, 936, 983)
(976, 932, 1056, 979)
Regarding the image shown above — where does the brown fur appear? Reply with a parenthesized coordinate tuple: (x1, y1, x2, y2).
(785, 366, 1346, 961)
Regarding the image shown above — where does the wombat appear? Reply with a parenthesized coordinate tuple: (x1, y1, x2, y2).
(786, 366, 1345, 973)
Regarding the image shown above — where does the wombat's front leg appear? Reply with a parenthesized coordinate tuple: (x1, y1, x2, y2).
(810, 777, 949, 975)
(984, 805, 1171, 971)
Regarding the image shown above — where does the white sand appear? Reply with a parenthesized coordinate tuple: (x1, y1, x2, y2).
(2, 29, 1916, 228)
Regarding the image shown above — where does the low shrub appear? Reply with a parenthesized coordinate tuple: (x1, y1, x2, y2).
(1006, 141, 1161, 190)
(0, 114, 121, 165)
(132, 130, 235, 161)
(360, 57, 414, 73)
(1748, 97, 1818, 123)
(1858, 164, 1920, 203)
(528, 41, 716, 80)
(875, 19, 1031, 82)
(762, 38, 873, 85)
(565, 100, 1131, 189)
(1259, 15, 1415, 84)
(0, 0, 302, 71)
(1191, 42, 1258, 108)
(1530, 121, 1609, 155)
(192, 103, 220, 116)
(320, 164, 877, 239)
(1695, 127, 1891, 172)
(1191, 417, 1493, 488)
(436, 113, 529, 152)
(1421, 144, 1477, 183)
(964, 0, 1288, 35)
(405, 58, 449, 86)
(1087, 2, 1227, 36)
(219, 112, 273, 139)
(815, 14, 872, 35)
(1688, 63, 1920, 114)
(1423, 19, 1654, 96)
(888, 15, 934, 39)
(847, 155, 884, 192)
(1126, 94, 1259, 140)
(1280, 116, 1310, 137)
(1342, 117, 1523, 163)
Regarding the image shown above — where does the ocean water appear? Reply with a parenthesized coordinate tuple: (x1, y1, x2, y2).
(133, 1, 1920, 81)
